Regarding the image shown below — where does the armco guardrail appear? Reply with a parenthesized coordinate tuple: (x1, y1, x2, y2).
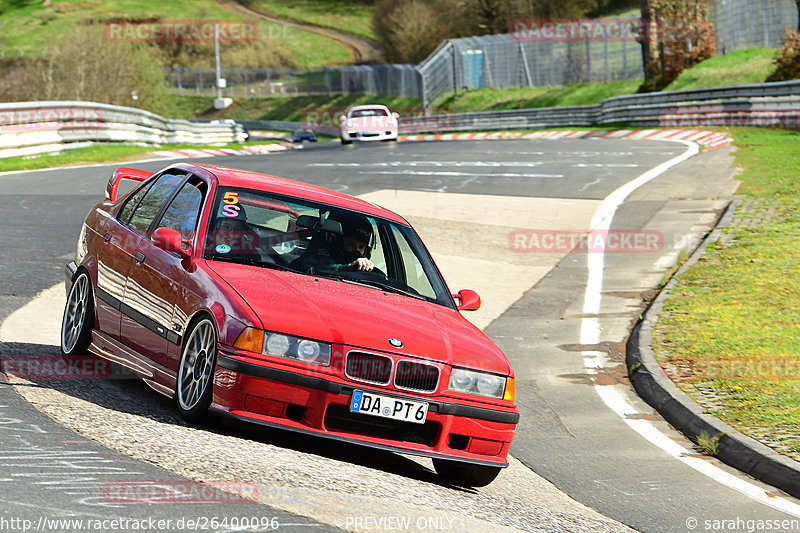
(3, 81, 798, 158)
(243, 80, 800, 135)
(599, 79, 800, 127)
(0, 101, 247, 159)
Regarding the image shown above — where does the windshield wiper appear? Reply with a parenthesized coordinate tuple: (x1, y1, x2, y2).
(208, 255, 302, 273)
(340, 277, 426, 300)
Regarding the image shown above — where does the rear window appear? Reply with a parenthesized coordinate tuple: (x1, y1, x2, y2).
(350, 108, 388, 118)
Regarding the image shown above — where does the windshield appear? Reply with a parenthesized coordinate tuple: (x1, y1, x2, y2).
(204, 187, 455, 308)
(350, 108, 388, 118)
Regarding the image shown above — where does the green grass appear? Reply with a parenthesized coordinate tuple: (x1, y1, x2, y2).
(439, 79, 643, 112)
(162, 94, 423, 122)
(0, 140, 280, 173)
(255, 19, 349, 66)
(652, 128, 800, 458)
(664, 48, 778, 92)
(0, 0, 238, 54)
(246, 0, 376, 40)
(0, 0, 348, 67)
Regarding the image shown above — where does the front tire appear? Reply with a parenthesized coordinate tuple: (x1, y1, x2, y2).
(341, 137, 352, 145)
(176, 317, 217, 423)
(61, 271, 94, 356)
(433, 459, 501, 487)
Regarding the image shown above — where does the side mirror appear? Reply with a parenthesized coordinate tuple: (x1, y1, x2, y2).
(339, 115, 347, 123)
(152, 227, 191, 259)
(392, 112, 400, 119)
(453, 289, 481, 311)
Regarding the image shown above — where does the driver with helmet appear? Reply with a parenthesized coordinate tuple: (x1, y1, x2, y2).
(292, 212, 375, 273)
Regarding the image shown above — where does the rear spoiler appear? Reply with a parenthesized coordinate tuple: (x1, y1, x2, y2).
(105, 167, 154, 203)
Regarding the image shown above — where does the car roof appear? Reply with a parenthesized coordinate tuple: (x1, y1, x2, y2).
(189, 163, 408, 225)
(347, 104, 390, 112)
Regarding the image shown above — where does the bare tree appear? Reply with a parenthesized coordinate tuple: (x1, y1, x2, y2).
(33, 25, 169, 114)
(639, 0, 716, 91)
(373, 0, 450, 62)
(639, 0, 661, 91)
(386, 0, 448, 62)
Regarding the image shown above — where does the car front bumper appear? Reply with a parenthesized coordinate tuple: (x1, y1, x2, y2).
(212, 351, 518, 467)
(340, 129, 398, 142)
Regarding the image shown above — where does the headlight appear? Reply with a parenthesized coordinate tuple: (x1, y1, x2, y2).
(264, 331, 331, 366)
(448, 368, 507, 399)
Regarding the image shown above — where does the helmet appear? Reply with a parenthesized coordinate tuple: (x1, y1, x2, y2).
(329, 211, 374, 262)
(208, 204, 257, 256)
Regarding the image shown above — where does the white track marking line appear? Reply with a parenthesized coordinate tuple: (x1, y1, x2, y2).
(581, 139, 800, 517)
(360, 170, 563, 179)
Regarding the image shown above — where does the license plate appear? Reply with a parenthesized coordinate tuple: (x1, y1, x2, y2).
(349, 390, 428, 424)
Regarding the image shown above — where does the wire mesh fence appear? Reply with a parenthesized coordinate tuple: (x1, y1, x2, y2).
(163, 1, 798, 105)
(419, 24, 644, 106)
(712, 0, 798, 54)
(166, 27, 643, 106)
(165, 64, 421, 99)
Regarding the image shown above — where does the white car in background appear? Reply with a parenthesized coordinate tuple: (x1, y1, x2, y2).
(339, 105, 399, 144)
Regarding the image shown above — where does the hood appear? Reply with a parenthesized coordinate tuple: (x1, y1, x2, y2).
(347, 116, 392, 132)
(208, 261, 511, 375)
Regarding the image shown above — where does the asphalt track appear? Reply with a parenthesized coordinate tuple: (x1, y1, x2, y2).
(1, 139, 799, 532)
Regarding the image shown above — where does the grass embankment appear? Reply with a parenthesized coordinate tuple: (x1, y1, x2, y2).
(439, 79, 644, 112)
(245, 0, 377, 40)
(0, 141, 277, 173)
(0, 0, 349, 67)
(163, 93, 422, 121)
(437, 47, 778, 112)
(175, 44, 777, 119)
(165, 79, 641, 120)
(652, 128, 800, 459)
(664, 48, 778, 91)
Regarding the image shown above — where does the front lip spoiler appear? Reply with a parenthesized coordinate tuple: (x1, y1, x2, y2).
(217, 353, 520, 425)
(213, 410, 508, 469)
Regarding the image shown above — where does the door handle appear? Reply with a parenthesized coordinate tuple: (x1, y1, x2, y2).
(135, 252, 146, 265)
(103, 232, 112, 245)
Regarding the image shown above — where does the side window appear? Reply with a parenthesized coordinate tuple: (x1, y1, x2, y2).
(127, 173, 185, 234)
(389, 225, 436, 299)
(157, 178, 207, 239)
(118, 181, 154, 225)
(367, 219, 386, 274)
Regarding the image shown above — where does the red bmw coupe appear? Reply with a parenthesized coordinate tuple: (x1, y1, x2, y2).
(61, 162, 518, 486)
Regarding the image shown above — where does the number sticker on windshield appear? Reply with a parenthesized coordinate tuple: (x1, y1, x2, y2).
(220, 192, 240, 218)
